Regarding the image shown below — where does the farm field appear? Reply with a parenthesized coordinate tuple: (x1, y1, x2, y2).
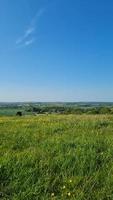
(1, 114, 113, 200)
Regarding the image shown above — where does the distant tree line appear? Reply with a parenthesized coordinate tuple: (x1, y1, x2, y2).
(26, 106, 113, 115)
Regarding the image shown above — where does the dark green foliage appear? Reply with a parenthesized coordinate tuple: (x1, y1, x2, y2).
(1, 102, 113, 116)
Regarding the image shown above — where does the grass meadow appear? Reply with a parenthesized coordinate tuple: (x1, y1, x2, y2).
(1, 114, 113, 199)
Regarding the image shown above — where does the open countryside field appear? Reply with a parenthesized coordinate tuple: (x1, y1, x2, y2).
(1, 114, 113, 200)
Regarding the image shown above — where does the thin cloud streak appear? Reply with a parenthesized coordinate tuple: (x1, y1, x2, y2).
(16, 38, 35, 49)
(16, 8, 45, 47)
(25, 27, 35, 37)
(25, 38, 35, 46)
(31, 8, 45, 26)
(16, 27, 35, 45)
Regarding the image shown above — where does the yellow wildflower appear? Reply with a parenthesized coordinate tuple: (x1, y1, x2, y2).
(67, 192, 71, 196)
(51, 193, 55, 197)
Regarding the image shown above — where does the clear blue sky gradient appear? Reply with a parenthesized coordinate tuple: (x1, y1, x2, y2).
(0, 0, 113, 102)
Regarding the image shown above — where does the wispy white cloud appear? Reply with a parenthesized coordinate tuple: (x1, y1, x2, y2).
(16, 8, 45, 47)
(31, 8, 45, 26)
(16, 27, 35, 45)
(25, 27, 35, 37)
(16, 38, 35, 49)
(25, 38, 35, 46)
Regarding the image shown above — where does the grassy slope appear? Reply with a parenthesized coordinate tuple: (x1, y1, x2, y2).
(1, 114, 113, 200)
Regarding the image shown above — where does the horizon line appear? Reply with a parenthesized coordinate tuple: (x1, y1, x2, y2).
(0, 101, 113, 103)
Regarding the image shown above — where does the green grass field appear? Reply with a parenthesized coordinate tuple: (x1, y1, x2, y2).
(1, 114, 113, 199)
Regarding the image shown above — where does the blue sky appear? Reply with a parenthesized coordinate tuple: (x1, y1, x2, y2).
(0, 0, 113, 102)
